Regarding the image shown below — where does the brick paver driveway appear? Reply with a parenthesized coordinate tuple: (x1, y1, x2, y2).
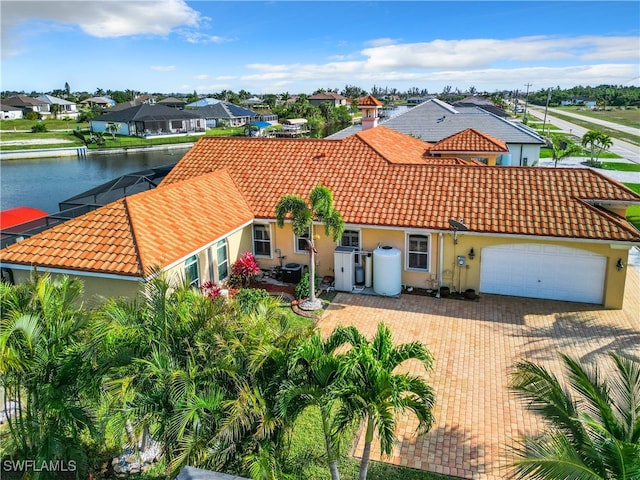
(317, 267, 640, 479)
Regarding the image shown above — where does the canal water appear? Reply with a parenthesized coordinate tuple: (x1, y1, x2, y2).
(1, 147, 191, 213)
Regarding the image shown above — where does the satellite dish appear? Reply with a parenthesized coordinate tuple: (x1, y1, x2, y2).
(448, 218, 468, 231)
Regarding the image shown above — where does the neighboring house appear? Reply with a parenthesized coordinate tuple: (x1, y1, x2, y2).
(110, 94, 158, 111)
(330, 98, 545, 166)
(186, 98, 222, 108)
(426, 128, 509, 165)
(79, 96, 116, 108)
(157, 96, 187, 109)
(308, 92, 348, 107)
(3, 95, 50, 116)
(36, 94, 79, 119)
(135, 94, 156, 105)
(407, 96, 433, 105)
(0, 102, 23, 120)
(453, 96, 510, 118)
(189, 102, 261, 128)
(89, 104, 205, 137)
(561, 97, 597, 108)
(2, 125, 639, 309)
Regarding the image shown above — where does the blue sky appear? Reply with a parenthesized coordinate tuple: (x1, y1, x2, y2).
(1, 1, 639, 95)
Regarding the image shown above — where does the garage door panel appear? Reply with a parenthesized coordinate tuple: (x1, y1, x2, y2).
(480, 244, 605, 304)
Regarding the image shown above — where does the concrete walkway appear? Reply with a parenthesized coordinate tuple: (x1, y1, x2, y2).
(318, 268, 640, 479)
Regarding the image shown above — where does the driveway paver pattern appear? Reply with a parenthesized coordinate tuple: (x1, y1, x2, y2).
(317, 267, 640, 479)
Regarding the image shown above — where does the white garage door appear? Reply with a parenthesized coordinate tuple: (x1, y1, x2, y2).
(480, 244, 606, 304)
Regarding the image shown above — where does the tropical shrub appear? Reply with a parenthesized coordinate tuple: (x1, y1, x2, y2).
(0, 273, 102, 479)
(509, 352, 640, 480)
(31, 122, 47, 132)
(295, 271, 310, 299)
(200, 279, 222, 299)
(233, 287, 272, 314)
(230, 252, 261, 287)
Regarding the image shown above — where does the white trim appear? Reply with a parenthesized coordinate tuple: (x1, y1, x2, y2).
(294, 227, 311, 254)
(252, 222, 273, 258)
(0, 264, 141, 281)
(404, 231, 431, 272)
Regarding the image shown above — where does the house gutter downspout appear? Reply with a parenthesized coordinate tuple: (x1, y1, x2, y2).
(437, 232, 444, 298)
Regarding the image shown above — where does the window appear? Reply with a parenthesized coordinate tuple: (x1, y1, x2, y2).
(185, 255, 199, 287)
(253, 224, 271, 257)
(295, 228, 311, 253)
(216, 240, 228, 281)
(340, 229, 361, 264)
(406, 234, 429, 271)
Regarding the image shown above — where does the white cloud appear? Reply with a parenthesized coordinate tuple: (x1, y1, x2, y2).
(359, 36, 637, 71)
(181, 31, 232, 44)
(236, 35, 638, 91)
(364, 38, 400, 47)
(3, 0, 201, 37)
(151, 65, 176, 72)
(1, 0, 204, 59)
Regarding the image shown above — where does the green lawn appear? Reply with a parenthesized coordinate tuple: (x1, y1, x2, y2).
(599, 162, 640, 172)
(287, 406, 456, 480)
(559, 106, 640, 130)
(624, 183, 640, 231)
(0, 126, 252, 152)
(544, 110, 640, 147)
(0, 118, 90, 131)
(538, 146, 620, 160)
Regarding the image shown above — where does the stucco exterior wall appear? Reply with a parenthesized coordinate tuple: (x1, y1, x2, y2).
(440, 234, 629, 309)
(7, 267, 140, 308)
(256, 222, 629, 309)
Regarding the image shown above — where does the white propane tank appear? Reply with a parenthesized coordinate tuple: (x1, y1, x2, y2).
(373, 246, 401, 296)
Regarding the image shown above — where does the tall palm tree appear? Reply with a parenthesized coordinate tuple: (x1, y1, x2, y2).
(510, 352, 640, 479)
(582, 130, 613, 165)
(275, 184, 344, 310)
(0, 273, 101, 478)
(98, 275, 222, 463)
(334, 322, 435, 480)
(277, 326, 362, 480)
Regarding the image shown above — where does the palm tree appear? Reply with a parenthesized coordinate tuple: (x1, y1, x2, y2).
(509, 352, 640, 479)
(582, 130, 613, 166)
(549, 135, 583, 167)
(99, 275, 222, 464)
(275, 185, 344, 310)
(277, 326, 362, 480)
(334, 322, 435, 480)
(0, 273, 101, 478)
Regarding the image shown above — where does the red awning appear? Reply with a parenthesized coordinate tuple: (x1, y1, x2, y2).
(0, 206, 48, 229)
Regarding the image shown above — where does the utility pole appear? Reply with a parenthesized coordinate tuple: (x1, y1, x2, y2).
(523, 83, 532, 118)
(542, 88, 552, 136)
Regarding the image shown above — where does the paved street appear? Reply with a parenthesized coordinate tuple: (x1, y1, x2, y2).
(527, 105, 640, 164)
(318, 268, 640, 479)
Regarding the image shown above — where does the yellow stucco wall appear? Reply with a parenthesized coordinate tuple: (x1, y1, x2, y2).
(8, 268, 140, 308)
(5, 223, 631, 310)
(259, 223, 630, 309)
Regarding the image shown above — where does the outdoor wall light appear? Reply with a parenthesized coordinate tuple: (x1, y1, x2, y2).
(616, 258, 624, 272)
(468, 248, 475, 260)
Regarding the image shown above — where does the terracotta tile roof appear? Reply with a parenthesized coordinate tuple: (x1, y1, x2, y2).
(0, 170, 253, 276)
(358, 95, 384, 107)
(428, 128, 509, 154)
(0, 200, 142, 276)
(3, 127, 639, 278)
(161, 126, 640, 242)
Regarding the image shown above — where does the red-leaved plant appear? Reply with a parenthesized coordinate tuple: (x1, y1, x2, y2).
(200, 280, 222, 300)
(231, 252, 261, 287)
